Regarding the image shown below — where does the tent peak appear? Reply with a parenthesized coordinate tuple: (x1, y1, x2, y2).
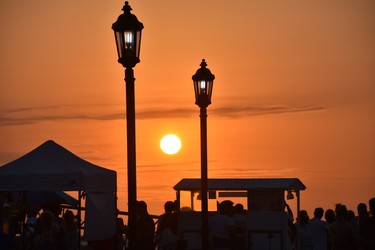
(44, 140, 57, 145)
(0, 140, 117, 192)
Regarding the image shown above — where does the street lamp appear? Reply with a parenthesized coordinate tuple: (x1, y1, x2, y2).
(192, 59, 215, 250)
(112, 2, 143, 249)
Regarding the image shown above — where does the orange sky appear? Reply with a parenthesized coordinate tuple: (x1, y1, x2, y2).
(1, 0, 374, 216)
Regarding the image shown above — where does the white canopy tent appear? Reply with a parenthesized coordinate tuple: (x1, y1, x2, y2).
(0, 140, 117, 241)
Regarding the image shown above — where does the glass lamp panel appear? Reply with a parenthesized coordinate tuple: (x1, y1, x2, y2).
(135, 31, 142, 58)
(207, 80, 213, 101)
(115, 31, 124, 59)
(194, 80, 199, 102)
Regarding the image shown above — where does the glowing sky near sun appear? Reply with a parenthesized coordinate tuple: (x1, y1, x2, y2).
(0, 0, 374, 216)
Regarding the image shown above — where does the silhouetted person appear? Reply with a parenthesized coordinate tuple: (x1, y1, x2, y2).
(33, 211, 60, 250)
(358, 198, 375, 250)
(352, 203, 369, 249)
(284, 203, 297, 244)
(324, 208, 336, 249)
(209, 200, 237, 250)
(62, 210, 78, 250)
(46, 203, 63, 228)
(330, 204, 355, 250)
(325, 209, 336, 225)
(116, 216, 128, 250)
(296, 210, 313, 250)
(233, 203, 244, 215)
(232, 203, 247, 250)
(24, 208, 39, 249)
(308, 207, 329, 250)
(156, 201, 178, 250)
(348, 209, 355, 223)
(136, 201, 155, 250)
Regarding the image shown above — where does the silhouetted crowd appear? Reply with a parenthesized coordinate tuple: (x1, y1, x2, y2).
(154, 198, 375, 250)
(1, 202, 79, 250)
(1, 197, 374, 250)
(294, 198, 375, 250)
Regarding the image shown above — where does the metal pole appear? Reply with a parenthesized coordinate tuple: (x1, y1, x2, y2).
(125, 67, 137, 250)
(78, 191, 82, 250)
(296, 190, 301, 250)
(200, 107, 209, 250)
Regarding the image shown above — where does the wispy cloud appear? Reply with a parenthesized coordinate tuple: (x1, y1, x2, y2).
(213, 105, 324, 118)
(0, 104, 325, 126)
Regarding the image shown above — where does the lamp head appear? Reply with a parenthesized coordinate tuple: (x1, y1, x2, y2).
(112, 1, 144, 68)
(192, 59, 215, 108)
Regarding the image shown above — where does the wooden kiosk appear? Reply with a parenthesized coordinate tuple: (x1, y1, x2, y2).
(173, 178, 306, 250)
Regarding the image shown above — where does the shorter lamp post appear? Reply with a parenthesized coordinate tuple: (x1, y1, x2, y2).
(112, 2, 143, 249)
(192, 59, 215, 250)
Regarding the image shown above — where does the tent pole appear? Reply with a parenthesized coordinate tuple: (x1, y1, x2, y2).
(296, 190, 300, 250)
(22, 191, 26, 248)
(78, 191, 82, 250)
(115, 192, 118, 250)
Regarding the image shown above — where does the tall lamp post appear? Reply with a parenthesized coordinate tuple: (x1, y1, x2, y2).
(112, 2, 143, 249)
(192, 59, 215, 250)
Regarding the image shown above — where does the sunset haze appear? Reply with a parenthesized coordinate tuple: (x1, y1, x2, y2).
(1, 0, 374, 216)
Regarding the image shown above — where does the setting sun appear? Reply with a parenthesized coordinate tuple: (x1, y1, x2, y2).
(160, 134, 182, 155)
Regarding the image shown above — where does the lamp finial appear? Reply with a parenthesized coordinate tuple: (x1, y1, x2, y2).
(122, 1, 132, 13)
(200, 59, 207, 68)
